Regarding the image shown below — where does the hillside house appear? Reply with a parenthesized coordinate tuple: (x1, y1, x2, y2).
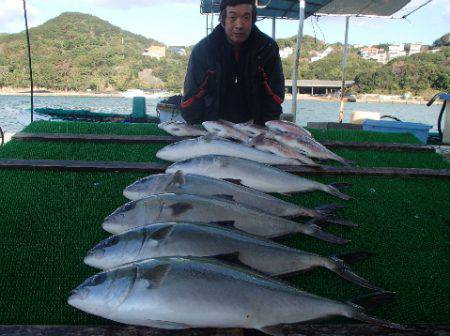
(143, 45, 166, 59)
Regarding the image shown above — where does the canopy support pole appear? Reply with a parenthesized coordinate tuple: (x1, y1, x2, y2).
(338, 16, 350, 123)
(206, 14, 209, 36)
(272, 17, 276, 39)
(210, 13, 214, 32)
(291, 0, 305, 124)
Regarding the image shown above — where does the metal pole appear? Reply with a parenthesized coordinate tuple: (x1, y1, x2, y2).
(22, 0, 34, 122)
(272, 17, 276, 39)
(210, 13, 214, 32)
(206, 14, 209, 35)
(291, 0, 305, 124)
(338, 16, 350, 123)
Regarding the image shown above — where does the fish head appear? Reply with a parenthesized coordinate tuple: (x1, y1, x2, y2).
(102, 197, 163, 234)
(84, 234, 131, 270)
(155, 138, 195, 162)
(123, 174, 175, 200)
(68, 266, 137, 316)
(202, 121, 227, 135)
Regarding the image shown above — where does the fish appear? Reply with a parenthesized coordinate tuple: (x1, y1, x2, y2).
(69, 257, 404, 335)
(271, 132, 351, 166)
(123, 170, 343, 219)
(265, 120, 312, 138)
(202, 120, 250, 142)
(156, 134, 301, 165)
(102, 193, 348, 244)
(247, 134, 321, 167)
(85, 221, 378, 290)
(166, 155, 352, 199)
(157, 121, 207, 137)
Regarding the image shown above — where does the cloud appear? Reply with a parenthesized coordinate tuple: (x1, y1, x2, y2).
(80, 0, 197, 10)
(0, 0, 39, 33)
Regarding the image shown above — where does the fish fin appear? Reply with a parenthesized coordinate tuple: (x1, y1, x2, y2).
(348, 291, 396, 312)
(210, 220, 236, 228)
(325, 185, 352, 200)
(144, 319, 190, 330)
(138, 264, 171, 289)
(168, 170, 186, 188)
(169, 202, 193, 216)
(212, 194, 236, 202)
(248, 133, 265, 147)
(328, 256, 382, 290)
(315, 203, 345, 214)
(352, 311, 409, 330)
(305, 221, 349, 245)
(259, 324, 286, 336)
(225, 178, 243, 185)
(328, 182, 352, 190)
(333, 251, 376, 265)
(212, 252, 257, 271)
(149, 225, 174, 241)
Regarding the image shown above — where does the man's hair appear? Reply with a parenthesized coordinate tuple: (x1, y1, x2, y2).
(219, 0, 257, 24)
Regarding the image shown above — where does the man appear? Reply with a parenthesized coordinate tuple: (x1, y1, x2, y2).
(181, 0, 284, 125)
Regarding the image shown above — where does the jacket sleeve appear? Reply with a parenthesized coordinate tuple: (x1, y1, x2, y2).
(260, 44, 285, 123)
(181, 45, 208, 124)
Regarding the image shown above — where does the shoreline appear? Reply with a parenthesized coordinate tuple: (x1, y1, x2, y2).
(0, 89, 438, 105)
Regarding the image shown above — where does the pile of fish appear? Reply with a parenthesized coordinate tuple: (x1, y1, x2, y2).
(68, 120, 405, 335)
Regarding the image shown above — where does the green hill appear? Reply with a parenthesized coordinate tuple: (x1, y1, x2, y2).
(355, 46, 450, 95)
(0, 12, 186, 91)
(0, 14, 447, 96)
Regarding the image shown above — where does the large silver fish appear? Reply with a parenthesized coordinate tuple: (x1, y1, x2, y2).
(102, 193, 348, 244)
(156, 134, 300, 165)
(157, 121, 207, 137)
(85, 221, 378, 290)
(69, 257, 404, 335)
(247, 134, 320, 167)
(123, 171, 342, 219)
(202, 120, 250, 142)
(265, 120, 312, 138)
(271, 132, 350, 166)
(166, 155, 351, 199)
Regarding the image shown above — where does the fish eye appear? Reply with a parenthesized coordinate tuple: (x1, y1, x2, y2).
(91, 273, 107, 286)
(100, 236, 120, 249)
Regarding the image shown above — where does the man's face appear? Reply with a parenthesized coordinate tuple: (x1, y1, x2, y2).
(223, 4, 253, 46)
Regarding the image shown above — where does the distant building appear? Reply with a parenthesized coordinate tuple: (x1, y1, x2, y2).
(353, 44, 366, 49)
(310, 46, 333, 63)
(279, 47, 293, 59)
(143, 45, 166, 59)
(168, 46, 187, 56)
(388, 44, 406, 61)
(360, 47, 387, 64)
(408, 43, 424, 56)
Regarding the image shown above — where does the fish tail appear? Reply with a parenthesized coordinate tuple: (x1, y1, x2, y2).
(352, 311, 409, 330)
(328, 256, 382, 290)
(304, 222, 349, 245)
(324, 184, 352, 200)
(315, 203, 346, 214)
(316, 215, 358, 228)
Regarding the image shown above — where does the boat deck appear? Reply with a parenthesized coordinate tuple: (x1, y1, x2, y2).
(0, 121, 449, 335)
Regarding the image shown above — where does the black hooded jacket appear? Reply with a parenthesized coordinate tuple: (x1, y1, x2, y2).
(181, 25, 284, 125)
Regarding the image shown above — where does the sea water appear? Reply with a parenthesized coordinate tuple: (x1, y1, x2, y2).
(0, 94, 443, 134)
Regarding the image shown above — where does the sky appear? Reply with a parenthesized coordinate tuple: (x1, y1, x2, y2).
(1, 0, 448, 47)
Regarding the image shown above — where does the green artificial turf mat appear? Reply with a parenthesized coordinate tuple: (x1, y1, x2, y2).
(0, 169, 449, 325)
(22, 121, 168, 136)
(1, 121, 449, 326)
